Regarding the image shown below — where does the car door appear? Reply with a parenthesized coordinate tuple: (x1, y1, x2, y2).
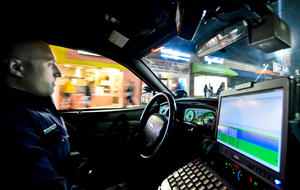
(59, 106, 144, 152)
(50, 45, 145, 157)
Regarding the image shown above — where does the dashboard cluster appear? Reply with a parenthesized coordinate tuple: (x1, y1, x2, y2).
(183, 108, 216, 129)
(159, 105, 217, 132)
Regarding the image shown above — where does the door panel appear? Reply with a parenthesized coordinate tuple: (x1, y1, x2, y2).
(59, 107, 144, 155)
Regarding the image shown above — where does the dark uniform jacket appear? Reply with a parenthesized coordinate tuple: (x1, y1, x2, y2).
(0, 87, 73, 189)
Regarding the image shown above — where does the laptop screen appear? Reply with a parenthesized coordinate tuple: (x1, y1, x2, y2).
(216, 89, 284, 173)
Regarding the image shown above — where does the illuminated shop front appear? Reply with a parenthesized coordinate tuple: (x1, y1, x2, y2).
(145, 48, 191, 94)
(144, 58, 190, 94)
(191, 62, 238, 97)
(51, 45, 142, 109)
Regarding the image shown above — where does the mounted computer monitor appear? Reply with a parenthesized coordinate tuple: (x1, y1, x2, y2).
(215, 78, 290, 190)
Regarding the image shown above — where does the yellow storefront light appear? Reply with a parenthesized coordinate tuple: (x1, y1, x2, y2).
(50, 45, 127, 70)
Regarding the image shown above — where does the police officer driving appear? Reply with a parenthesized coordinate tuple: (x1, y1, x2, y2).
(0, 38, 78, 189)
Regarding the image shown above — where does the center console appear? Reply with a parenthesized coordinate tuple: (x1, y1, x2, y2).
(160, 78, 300, 190)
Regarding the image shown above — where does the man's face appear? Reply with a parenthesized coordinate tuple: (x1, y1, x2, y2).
(18, 41, 62, 97)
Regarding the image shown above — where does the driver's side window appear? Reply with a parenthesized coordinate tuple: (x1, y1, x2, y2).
(50, 45, 143, 110)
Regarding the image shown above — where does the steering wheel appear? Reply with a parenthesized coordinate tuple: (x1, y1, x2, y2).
(137, 92, 177, 158)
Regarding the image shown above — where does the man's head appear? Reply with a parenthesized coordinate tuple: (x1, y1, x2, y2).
(2, 39, 62, 97)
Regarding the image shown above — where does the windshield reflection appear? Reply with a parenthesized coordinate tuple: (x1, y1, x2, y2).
(144, 0, 299, 99)
(145, 37, 294, 98)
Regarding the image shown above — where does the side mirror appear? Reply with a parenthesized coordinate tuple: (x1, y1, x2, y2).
(140, 92, 154, 105)
(143, 86, 152, 92)
(174, 89, 189, 99)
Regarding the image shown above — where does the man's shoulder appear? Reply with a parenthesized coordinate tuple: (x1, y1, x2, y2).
(0, 100, 45, 135)
(0, 104, 32, 128)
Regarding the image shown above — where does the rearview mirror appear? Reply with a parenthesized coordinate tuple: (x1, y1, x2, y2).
(197, 21, 248, 58)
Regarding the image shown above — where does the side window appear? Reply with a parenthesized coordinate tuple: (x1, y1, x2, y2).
(50, 45, 143, 110)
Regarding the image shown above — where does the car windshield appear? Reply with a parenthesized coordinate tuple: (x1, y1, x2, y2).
(144, 0, 298, 98)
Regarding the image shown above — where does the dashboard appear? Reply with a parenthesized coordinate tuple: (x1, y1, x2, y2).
(159, 100, 218, 134)
(183, 108, 216, 129)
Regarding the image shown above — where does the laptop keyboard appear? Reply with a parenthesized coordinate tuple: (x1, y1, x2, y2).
(160, 158, 229, 190)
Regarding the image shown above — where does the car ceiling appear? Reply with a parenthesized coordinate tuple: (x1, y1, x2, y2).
(3, 0, 275, 63)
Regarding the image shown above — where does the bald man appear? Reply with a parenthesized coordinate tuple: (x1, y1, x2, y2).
(0, 39, 77, 189)
(3, 40, 62, 96)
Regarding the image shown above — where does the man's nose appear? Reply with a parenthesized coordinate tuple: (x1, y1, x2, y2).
(53, 63, 63, 78)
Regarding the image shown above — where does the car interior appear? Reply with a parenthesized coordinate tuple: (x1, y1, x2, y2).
(4, 0, 300, 189)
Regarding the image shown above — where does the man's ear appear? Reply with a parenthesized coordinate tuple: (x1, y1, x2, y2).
(4, 58, 23, 77)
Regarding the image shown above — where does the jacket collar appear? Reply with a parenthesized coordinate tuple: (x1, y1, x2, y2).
(1, 86, 55, 110)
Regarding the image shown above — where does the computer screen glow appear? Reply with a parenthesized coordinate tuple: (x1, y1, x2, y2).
(217, 89, 284, 173)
